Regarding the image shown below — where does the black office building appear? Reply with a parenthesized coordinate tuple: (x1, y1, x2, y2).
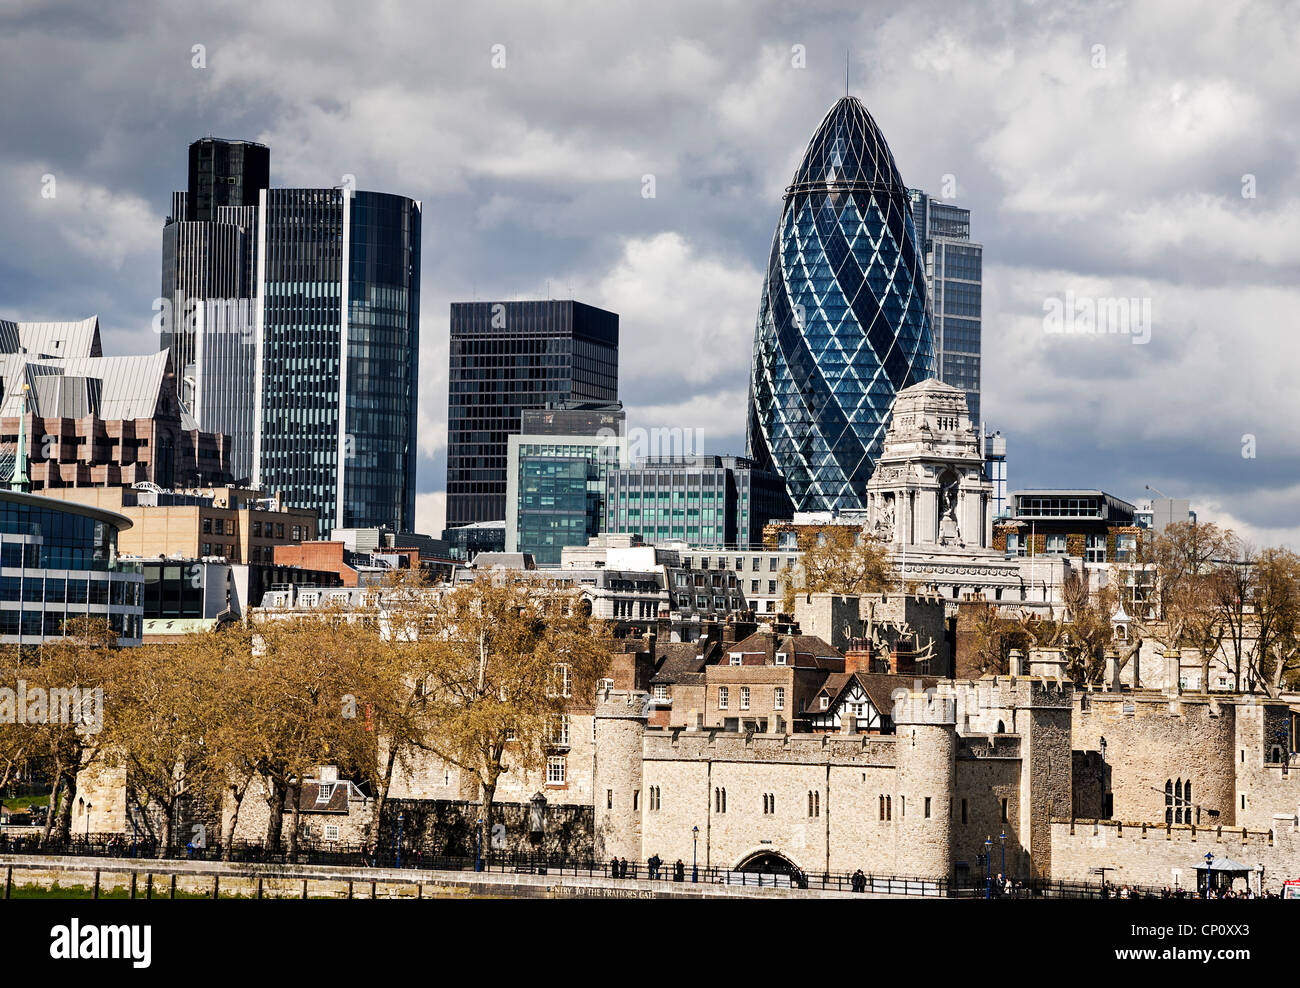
(446, 300, 618, 527)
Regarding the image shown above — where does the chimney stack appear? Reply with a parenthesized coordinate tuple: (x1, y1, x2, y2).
(844, 644, 871, 675)
(890, 643, 916, 677)
(1105, 648, 1122, 693)
(1164, 649, 1182, 696)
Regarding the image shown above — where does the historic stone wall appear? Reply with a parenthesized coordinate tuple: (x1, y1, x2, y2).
(381, 798, 594, 858)
(1073, 692, 1237, 825)
(1049, 816, 1300, 892)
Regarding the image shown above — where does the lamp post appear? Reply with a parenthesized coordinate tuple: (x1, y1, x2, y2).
(396, 812, 404, 869)
(475, 817, 484, 873)
(984, 837, 993, 899)
(1099, 736, 1108, 817)
(692, 826, 699, 883)
(999, 831, 1006, 890)
(1204, 851, 1214, 898)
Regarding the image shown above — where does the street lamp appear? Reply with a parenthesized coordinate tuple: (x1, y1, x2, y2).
(475, 816, 484, 873)
(692, 826, 699, 883)
(396, 812, 404, 869)
(984, 837, 993, 899)
(1099, 736, 1108, 817)
(999, 831, 1006, 889)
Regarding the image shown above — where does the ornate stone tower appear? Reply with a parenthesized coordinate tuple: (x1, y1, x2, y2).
(865, 379, 992, 550)
(593, 689, 647, 861)
(893, 689, 957, 879)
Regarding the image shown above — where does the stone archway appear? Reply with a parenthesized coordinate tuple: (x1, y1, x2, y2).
(734, 847, 803, 875)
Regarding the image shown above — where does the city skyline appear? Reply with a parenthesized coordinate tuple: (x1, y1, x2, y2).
(1, 2, 1296, 547)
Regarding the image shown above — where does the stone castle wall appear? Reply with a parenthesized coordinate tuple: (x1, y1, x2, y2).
(1050, 816, 1300, 892)
(1073, 692, 1237, 825)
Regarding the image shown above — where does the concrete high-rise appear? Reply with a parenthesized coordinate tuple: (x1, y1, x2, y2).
(445, 300, 618, 528)
(909, 189, 984, 426)
(747, 97, 935, 513)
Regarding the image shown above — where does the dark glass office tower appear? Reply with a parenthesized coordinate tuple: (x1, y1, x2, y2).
(255, 188, 421, 533)
(161, 139, 269, 482)
(446, 300, 618, 527)
(909, 189, 983, 425)
(186, 138, 269, 222)
(747, 97, 934, 513)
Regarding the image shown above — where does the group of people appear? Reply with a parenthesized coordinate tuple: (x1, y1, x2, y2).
(1101, 880, 1280, 899)
(610, 854, 689, 881)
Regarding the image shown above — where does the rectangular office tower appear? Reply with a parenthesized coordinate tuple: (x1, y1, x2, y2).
(506, 402, 627, 565)
(604, 455, 792, 548)
(908, 190, 983, 425)
(161, 138, 270, 483)
(254, 188, 421, 533)
(446, 300, 618, 527)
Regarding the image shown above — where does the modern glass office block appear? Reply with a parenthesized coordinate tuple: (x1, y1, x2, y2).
(0, 491, 143, 645)
(446, 301, 618, 527)
(256, 188, 421, 532)
(748, 97, 935, 512)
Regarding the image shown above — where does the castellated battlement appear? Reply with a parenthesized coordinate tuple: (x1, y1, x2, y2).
(1075, 689, 1228, 725)
(1053, 816, 1287, 848)
(594, 688, 651, 722)
(1049, 813, 1300, 889)
(642, 727, 897, 767)
(892, 690, 957, 727)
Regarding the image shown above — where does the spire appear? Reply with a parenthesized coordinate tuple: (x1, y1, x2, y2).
(10, 382, 30, 493)
(846, 49, 850, 97)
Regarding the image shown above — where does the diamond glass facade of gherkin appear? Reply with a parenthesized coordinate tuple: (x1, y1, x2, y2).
(747, 96, 935, 512)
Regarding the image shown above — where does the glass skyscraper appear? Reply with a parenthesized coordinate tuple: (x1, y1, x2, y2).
(446, 300, 618, 528)
(254, 188, 421, 533)
(747, 97, 935, 512)
(909, 189, 983, 426)
(506, 403, 626, 565)
(161, 138, 269, 482)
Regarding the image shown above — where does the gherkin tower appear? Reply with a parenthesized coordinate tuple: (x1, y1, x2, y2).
(747, 96, 935, 512)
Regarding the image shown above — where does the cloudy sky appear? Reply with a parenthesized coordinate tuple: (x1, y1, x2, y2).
(2, 0, 1297, 545)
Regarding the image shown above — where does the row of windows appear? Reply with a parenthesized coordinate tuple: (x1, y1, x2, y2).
(716, 686, 785, 711)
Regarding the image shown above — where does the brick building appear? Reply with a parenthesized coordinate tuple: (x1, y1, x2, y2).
(37, 485, 317, 564)
(0, 315, 230, 489)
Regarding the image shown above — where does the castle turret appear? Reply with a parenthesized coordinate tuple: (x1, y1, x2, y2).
(593, 688, 648, 861)
(892, 690, 957, 879)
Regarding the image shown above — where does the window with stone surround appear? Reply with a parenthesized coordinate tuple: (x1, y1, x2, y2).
(718, 686, 729, 709)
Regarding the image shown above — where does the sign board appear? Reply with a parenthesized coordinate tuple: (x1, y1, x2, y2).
(1282, 879, 1300, 899)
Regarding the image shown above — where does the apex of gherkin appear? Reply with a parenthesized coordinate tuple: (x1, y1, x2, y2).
(747, 96, 935, 513)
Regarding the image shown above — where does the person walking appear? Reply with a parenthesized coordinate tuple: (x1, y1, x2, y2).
(610, 855, 620, 878)
(674, 859, 685, 882)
